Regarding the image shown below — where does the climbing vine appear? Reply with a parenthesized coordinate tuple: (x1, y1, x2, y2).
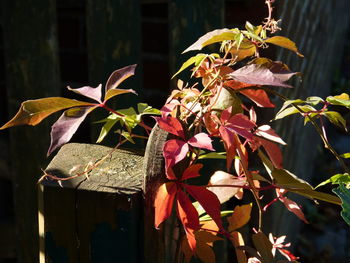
(1, 1, 350, 262)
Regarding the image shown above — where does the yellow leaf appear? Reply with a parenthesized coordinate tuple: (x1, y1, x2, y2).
(265, 36, 304, 57)
(227, 203, 252, 232)
(0, 97, 93, 129)
(334, 93, 349, 100)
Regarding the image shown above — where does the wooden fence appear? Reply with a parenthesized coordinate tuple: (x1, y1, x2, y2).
(0, 0, 349, 262)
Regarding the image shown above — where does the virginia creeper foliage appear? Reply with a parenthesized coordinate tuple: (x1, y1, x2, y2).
(1, 2, 350, 262)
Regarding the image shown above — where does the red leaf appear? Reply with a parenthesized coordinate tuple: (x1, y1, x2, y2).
(48, 106, 96, 155)
(280, 196, 309, 223)
(163, 139, 189, 169)
(188, 133, 215, 151)
(67, 84, 102, 103)
(184, 185, 223, 230)
(228, 64, 297, 88)
(257, 137, 283, 169)
(219, 126, 237, 170)
(177, 190, 200, 251)
(278, 248, 299, 261)
(182, 164, 203, 180)
(154, 182, 177, 228)
(155, 116, 185, 138)
(227, 114, 256, 130)
(239, 89, 275, 108)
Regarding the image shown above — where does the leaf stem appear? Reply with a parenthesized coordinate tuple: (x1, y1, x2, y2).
(266, 88, 350, 174)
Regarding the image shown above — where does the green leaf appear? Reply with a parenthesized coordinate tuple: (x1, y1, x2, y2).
(199, 210, 233, 222)
(265, 36, 304, 57)
(322, 111, 347, 130)
(252, 232, 273, 263)
(316, 173, 350, 188)
(0, 97, 93, 129)
(198, 152, 227, 160)
(183, 28, 239, 53)
(326, 94, 350, 108)
(137, 103, 161, 115)
(116, 130, 135, 144)
(332, 183, 350, 225)
(340, 153, 350, 158)
(306, 96, 324, 106)
(172, 54, 207, 78)
(274, 105, 316, 120)
(95, 114, 120, 143)
(272, 169, 341, 205)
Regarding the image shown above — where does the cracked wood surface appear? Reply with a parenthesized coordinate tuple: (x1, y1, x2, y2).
(44, 143, 144, 195)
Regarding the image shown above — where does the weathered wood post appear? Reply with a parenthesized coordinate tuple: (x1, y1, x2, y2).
(40, 124, 172, 262)
(40, 143, 145, 262)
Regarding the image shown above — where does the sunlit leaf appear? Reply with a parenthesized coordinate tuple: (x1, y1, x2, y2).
(326, 94, 350, 108)
(185, 185, 223, 230)
(274, 105, 316, 120)
(322, 111, 347, 130)
(48, 106, 97, 155)
(340, 153, 350, 158)
(265, 36, 304, 57)
(105, 64, 136, 93)
(227, 203, 252, 232)
(172, 53, 207, 78)
(177, 190, 200, 251)
(229, 43, 256, 62)
(95, 114, 119, 143)
(67, 84, 102, 103)
(137, 103, 161, 115)
(0, 97, 93, 130)
(306, 96, 324, 106)
(154, 182, 177, 228)
(228, 64, 298, 88)
(255, 125, 286, 145)
(155, 116, 185, 138)
(199, 210, 233, 221)
(188, 133, 214, 151)
(198, 152, 226, 160)
(207, 171, 246, 203)
(104, 88, 137, 102)
(183, 28, 238, 53)
(272, 169, 341, 205)
(332, 183, 350, 225)
(316, 173, 350, 188)
(182, 164, 203, 180)
(163, 139, 189, 169)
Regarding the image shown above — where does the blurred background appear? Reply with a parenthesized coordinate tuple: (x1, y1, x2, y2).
(0, 0, 349, 262)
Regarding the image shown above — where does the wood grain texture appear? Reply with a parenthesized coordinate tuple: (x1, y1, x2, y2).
(44, 143, 144, 194)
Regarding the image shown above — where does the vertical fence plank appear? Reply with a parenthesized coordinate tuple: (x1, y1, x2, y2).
(86, 0, 142, 142)
(168, 0, 224, 81)
(1, 0, 60, 262)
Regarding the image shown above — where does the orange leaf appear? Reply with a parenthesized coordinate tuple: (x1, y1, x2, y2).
(265, 36, 304, 57)
(154, 182, 177, 228)
(0, 97, 93, 129)
(177, 190, 200, 251)
(227, 203, 252, 232)
(185, 185, 223, 230)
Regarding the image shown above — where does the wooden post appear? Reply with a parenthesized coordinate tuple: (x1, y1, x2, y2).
(2, 1, 60, 262)
(41, 143, 144, 262)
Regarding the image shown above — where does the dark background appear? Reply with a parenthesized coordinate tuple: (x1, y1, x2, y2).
(0, 0, 349, 262)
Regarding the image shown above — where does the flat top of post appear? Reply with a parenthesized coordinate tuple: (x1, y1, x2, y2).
(43, 143, 144, 195)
